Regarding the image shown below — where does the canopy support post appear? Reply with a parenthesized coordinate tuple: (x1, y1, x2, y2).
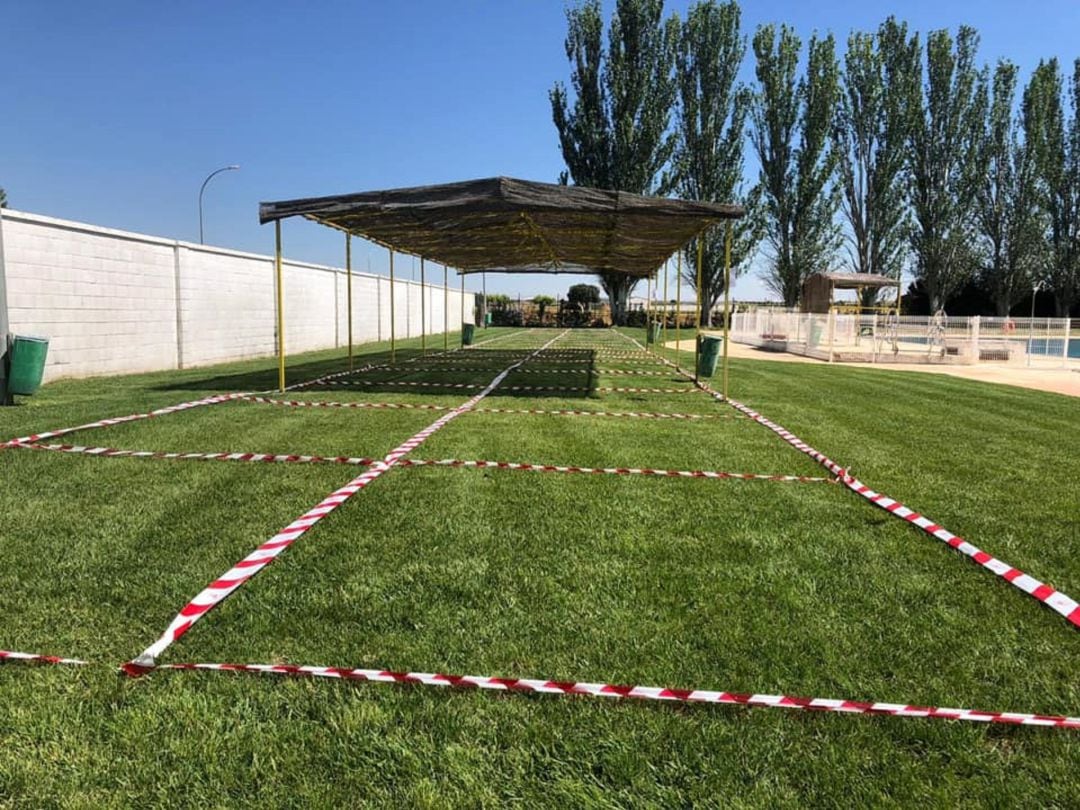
(482, 272, 487, 328)
(443, 265, 449, 351)
(275, 221, 285, 392)
(345, 233, 353, 370)
(694, 237, 703, 383)
(662, 258, 669, 354)
(675, 251, 682, 372)
(420, 257, 427, 354)
(722, 222, 732, 400)
(389, 248, 396, 363)
(645, 273, 652, 351)
(460, 272, 465, 346)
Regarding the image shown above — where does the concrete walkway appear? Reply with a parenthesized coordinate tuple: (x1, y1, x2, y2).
(664, 337, 1080, 399)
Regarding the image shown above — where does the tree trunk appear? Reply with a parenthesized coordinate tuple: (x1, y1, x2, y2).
(599, 272, 637, 326)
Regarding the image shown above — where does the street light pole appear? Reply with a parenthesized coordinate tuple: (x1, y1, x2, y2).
(198, 165, 240, 244)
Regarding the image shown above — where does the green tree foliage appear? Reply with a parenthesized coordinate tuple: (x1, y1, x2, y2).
(751, 25, 841, 307)
(567, 283, 602, 305)
(907, 27, 985, 313)
(832, 18, 918, 305)
(973, 61, 1046, 315)
(550, 0, 678, 324)
(1024, 58, 1080, 315)
(667, 0, 761, 325)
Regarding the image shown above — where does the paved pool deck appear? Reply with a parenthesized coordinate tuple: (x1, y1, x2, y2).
(664, 337, 1080, 400)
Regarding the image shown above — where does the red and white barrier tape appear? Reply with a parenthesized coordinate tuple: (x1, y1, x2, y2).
(615, 330, 1080, 630)
(14, 442, 376, 467)
(725, 398, 1080, 629)
(239, 396, 736, 420)
(239, 396, 451, 412)
(315, 380, 480, 389)
(397, 457, 832, 483)
(473, 406, 735, 420)
(311, 381, 698, 394)
(10, 442, 825, 484)
(156, 661, 1080, 730)
(123, 330, 572, 672)
(595, 386, 697, 394)
(0, 649, 88, 666)
(2, 393, 245, 448)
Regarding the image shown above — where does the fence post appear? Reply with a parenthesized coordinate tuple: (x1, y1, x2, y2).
(827, 309, 836, 363)
(1064, 318, 1071, 368)
(971, 315, 980, 365)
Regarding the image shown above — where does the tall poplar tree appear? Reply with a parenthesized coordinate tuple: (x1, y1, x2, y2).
(1024, 58, 1080, 315)
(667, 0, 760, 325)
(973, 61, 1046, 315)
(751, 25, 841, 307)
(907, 27, 985, 313)
(832, 18, 918, 305)
(550, 0, 678, 324)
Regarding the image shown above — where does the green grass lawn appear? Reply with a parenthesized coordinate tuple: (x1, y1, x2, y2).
(1, 326, 1079, 806)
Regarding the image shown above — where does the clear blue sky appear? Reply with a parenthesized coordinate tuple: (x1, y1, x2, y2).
(4, 0, 1078, 301)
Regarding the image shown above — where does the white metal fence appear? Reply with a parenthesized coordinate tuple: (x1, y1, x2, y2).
(730, 308, 1077, 368)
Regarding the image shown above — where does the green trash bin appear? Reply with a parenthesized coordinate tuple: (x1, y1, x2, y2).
(646, 322, 661, 344)
(462, 323, 476, 346)
(484, 312, 493, 327)
(6, 335, 49, 396)
(697, 334, 722, 378)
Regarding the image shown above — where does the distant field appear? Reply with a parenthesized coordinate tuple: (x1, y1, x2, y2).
(1, 326, 1078, 807)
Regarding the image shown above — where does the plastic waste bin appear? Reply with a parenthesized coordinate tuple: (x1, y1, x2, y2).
(6, 335, 49, 396)
(697, 334, 722, 378)
(462, 323, 476, 346)
(647, 322, 661, 344)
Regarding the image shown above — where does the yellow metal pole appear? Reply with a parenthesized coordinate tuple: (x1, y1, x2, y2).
(482, 272, 487, 328)
(420, 256, 427, 354)
(662, 258, 669, 351)
(275, 221, 285, 392)
(675, 250, 682, 371)
(694, 237, 703, 382)
(389, 248, 396, 363)
(722, 223, 732, 400)
(345, 233, 353, 370)
(460, 271, 465, 346)
(443, 264, 449, 351)
(645, 273, 652, 351)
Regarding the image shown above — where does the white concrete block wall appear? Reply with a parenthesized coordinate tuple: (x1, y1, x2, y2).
(4, 212, 177, 379)
(178, 246, 275, 367)
(0, 210, 476, 382)
(281, 260, 337, 355)
(335, 272, 382, 345)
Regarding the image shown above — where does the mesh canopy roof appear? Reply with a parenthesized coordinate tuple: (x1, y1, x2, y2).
(259, 176, 743, 277)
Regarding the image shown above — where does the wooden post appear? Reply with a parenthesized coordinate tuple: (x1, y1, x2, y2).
(443, 264, 449, 351)
(420, 256, 426, 354)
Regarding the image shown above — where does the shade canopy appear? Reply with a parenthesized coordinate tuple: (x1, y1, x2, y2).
(259, 176, 743, 278)
(814, 272, 901, 290)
